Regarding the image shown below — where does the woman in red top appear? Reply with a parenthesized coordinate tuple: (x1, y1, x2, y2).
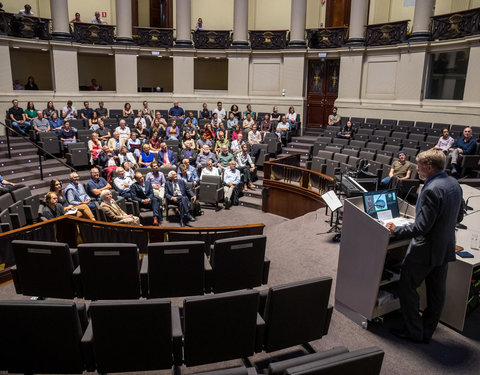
(88, 132, 102, 163)
(232, 124, 243, 141)
(148, 131, 162, 152)
(204, 124, 215, 141)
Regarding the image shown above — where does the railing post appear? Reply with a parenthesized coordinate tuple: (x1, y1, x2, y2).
(38, 151, 44, 180)
(6, 127, 11, 159)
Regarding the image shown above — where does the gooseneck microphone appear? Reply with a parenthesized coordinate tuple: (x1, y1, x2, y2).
(402, 185, 417, 218)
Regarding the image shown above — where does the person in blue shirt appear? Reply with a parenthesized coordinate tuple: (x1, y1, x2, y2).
(183, 112, 198, 127)
(447, 127, 477, 175)
(168, 100, 185, 119)
(86, 167, 112, 201)
(178, 159, 200, 186)
(223, 160, 241, 209)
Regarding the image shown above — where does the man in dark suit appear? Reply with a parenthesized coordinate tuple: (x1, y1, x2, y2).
(386, 149, 463, 344)
(157, 142, 176, 167)
(130, 171, 162, 225)
(165, 170, 197, 227)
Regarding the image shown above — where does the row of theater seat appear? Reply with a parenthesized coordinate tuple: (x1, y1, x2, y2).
(11, 236, 270, 300)
(0, 277, 384, 374)
(0, 187, 41, 232)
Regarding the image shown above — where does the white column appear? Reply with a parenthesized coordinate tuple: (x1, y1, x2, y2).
(0, 42, 12, 94)
(346, 0, 369, 45)
(228, 50, 249, 95)
(51, 46, 79, 94)
(410, 0, 435, 41)
(175, 0, 193, 47)
(288, 0, 307, 48)
(232, 0, 249, 48)
(115, 51, 138, 93)
(50, 0, 70, 40)
(116, 0, 133, 44)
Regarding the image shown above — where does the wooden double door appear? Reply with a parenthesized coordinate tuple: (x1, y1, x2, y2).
(306, 59, 340, 128)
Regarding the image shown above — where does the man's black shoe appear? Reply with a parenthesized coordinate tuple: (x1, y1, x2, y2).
(224, 200, 231, 209)
(390, 328, 426, 344)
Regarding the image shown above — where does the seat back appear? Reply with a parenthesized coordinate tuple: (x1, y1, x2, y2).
(88, 299, 173, 373)
(341, 148, 359, 157)
(262, 277, 332, 352)
(8, 200, 27, 228)
(211, 235, 267, 293)
(147, 241, 206, 297)
(201, 174, 222, 187)
(9, 186, 31, 202)
(12, 240, 76, 298)
(78, 243, 140, 299)
(0, 300, 86, 374)
(0, 193, 14, 211)
(183, 290, 260, 366)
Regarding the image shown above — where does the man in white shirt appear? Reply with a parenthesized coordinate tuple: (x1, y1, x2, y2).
(115, 119, 131, 146)
(92, 11, 106, 24)
(434, 128, 455, 153)
(223, 161, 241, 209)
(231, 133, 246, 153)
(200, 160, 219, 180)
(276, 115, 290, 142)
(62, 100, 77, 120)
(213, 101, 226, 121)
(113, 167, 134, 199)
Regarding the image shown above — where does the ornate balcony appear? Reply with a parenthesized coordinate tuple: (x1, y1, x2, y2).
(307, 27, 348, 49)
(365, 20, 409, 46)
(431, 7, 480, 40)
(133, 27, 173, 48)
(0, 13, 51, 39)
(192, 30, 231, 49)
(72, 22, 115, 44)
(249, 30, 287, 49)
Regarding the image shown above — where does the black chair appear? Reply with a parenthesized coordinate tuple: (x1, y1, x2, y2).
(350, 117, 364, 125)
(0, 300, 89, 374)
(432, 122, 450, 130)
(199, 175, 224, 210)
(375, 154, 392, 165)
(350, 140, 366, 148)
(66, 142, 90, 167)
(370, 135, 386, 144)
(182, 289, 263, 366)
(359, 151, 376, 160)
(37, 131, 61, 155)
(365, 142, 384, 151)
(403, 139, 419, 148)
(11, 240, 78, 299)
(9, 187, 40, 224)
(8, 199, 27, 228)
(381, 119, 397, 126)
(209, 235, 269, 293)
(84, 299, 182, 373)
(141, 241, 209, 297)
(373, 129, 391, 138)
(409, 133, 426, 142)
(357, 128, 374, 136)
(365, 118, 380, 125)
(376, 123, 393, 131)
(332, 138, 349, 146)
(75, 243, 141, 300)
(312, 141, 329, 156)
(259, 277, 333, 353)
(342, 148, 359, 157)
(354, 133, 369, 142)
(397, 120, 414, 128)
(426, 128, 442, 136)
(324, 145, 342, 154)
(310, 157, 327, 174)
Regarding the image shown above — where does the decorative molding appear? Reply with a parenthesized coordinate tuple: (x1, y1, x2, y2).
(307, 27, 348, 49)
(249, 30, 287, 50)
(1, 13, 51, 40)
(431, 7, 480, 41)
(72, 22, 114, 45)
(193, 30, 231, 49)
(365, 20, 409, 47)
(133, 27, 173, 48)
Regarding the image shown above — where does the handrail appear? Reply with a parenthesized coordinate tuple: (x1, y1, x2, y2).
(0, 120, 77, 179)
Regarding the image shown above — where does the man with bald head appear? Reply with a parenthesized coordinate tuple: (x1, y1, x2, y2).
(165, 170, 197, 227)
(168, 100, 185, 119)
(217, 145, 234, 173)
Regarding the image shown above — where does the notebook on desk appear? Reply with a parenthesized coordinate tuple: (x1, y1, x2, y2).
(362, 189, 414, 227)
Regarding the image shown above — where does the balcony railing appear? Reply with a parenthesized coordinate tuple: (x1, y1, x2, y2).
(0, 13, 51, 39)
(431, 7, 480, 40)
(307, 27, 348, 49)
(133, 27, 174, 48)
(249, 30, 287, 49)
(72, 22, 115, 44)
(365, 20, 409, 46)
(193, 30, 231, 49)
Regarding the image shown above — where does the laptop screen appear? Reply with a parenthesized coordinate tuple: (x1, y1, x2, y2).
(363, 189, 400, 221)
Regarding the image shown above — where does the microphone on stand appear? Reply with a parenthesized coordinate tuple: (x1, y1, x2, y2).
(402, 185, 417, 218)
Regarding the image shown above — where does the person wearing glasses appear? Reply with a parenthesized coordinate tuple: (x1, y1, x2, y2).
(49, 179, 95, 220)
(447, 127, 476, 175)
(64, 173, 96, 211)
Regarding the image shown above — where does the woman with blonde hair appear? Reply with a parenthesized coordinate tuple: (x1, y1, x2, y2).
(49, 180, 95, 220)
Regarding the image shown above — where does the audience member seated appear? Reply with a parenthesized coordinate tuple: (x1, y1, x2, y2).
(230, 104, 241, 120)
(97, 145, 119, 182)
(62, 100, 77, 120)
(122, 161, 135, 179)
(337, 120, 354, 139)
(118, 145, 138, 169)
(154, 110, 168, 129)
(100, 190, 140, 225)
(271, 106, 281, 122)
(182, 119, 197, 139)
(89, 111, 100, 130)
(25, 77, 38, 89)
(211, 113, 222, 128)
(87, 167, 112, 201)
(381, 150, 413, 188)
(243, 113, 255, 134)
(243, 104, 256, 120)
(197, 131, 213, 151)
(127, 132, 142, 157)
(231, 133, 245, 154)
(24, 101, 36, 122)
(108, 131, 122, 153)
(286, 106, 297, 129)
(138, 100, 154, 123)
(148, 131, 162, 152)
(213, 101, 227, 121)
(139, 144, 155, 168)
(248, 124, 262, 156)
(236, 144, 257, 191)
(42, 191, 69, 220)
(328, 106, 341, 126)
(90, 79, 102, 91)
(113, 167, 134, 199)
(216, 122, 229, 140)
(50, 179, 95, 220)
(13, 80, 24, 90)
(64, 172, 96, 211)
(92, 10, 106, 24)
(95, 101, 108, 119)
(200, 102, 211, 120)
(223, 160, 241, 209)
(215, 131, 230, 154)
(49, 112, 63, 134)
(178, 160, 200, 186)
(157, 142, 176, 167)
(0, 175, 23, 195)
(227, 112, 238, 132)
(131, 171, 162, 225)
(204, 123, 216, 140)
(19, 4, 34, 16)
(180, 140, 198, 164)
(116, 119, 131, 146)
(197, 144, 218, 169)
(123, 102, 134, 118)
(434, 128, 454, 153)
(169, 100, 185, 119)
(182, 133, 195, 149)
(447, 127, 476, 175)
(32, 110, 50, 135)
(276, 115, 290, 142)
(218, 145, 234, 174)
(8, 99, 30, 135)
(133, 111, 146, 130)
(59, 121, 76, 148)
(201, 159, 220, 179)
(184, 111, 198, 127)
(70, 12, 82, 23)
(78, 101, 93, 126)
(88, 132, 102, 164)
(146, 161, 166, 201)
(42, 101, 58, 120)
(232, 124, 243, 141)
(166, 120, 180, 140)
(165, 170, 196, 227)
(95, 119, 111, 143)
